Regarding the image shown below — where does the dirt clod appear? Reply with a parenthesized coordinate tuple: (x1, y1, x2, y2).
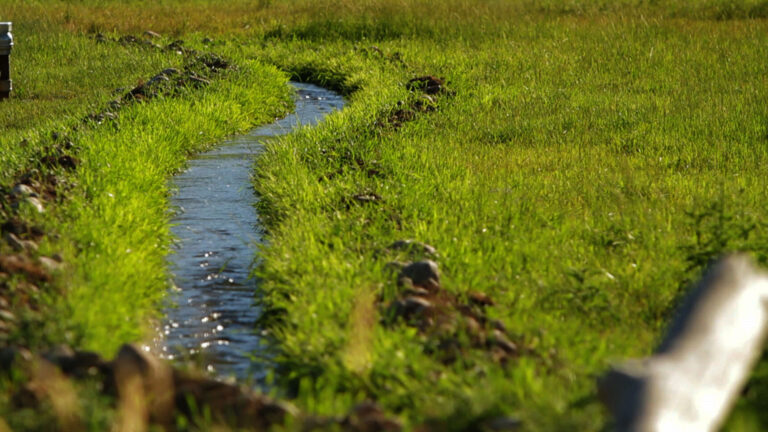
(383, 255, 531, 364)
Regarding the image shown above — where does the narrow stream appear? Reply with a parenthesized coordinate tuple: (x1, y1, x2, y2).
(158, 82, 345, 381)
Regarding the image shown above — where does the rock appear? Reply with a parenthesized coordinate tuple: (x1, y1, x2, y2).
(390, 296, 433, 322)
(187, 76, 211, 86)
(396, 275, 414, 289)
(353, 193, 381, 203)
(15, 281, 39, 295)
(388, 239, 437, 256)
(54, 350, 105, 378)
(160, 68, 180, 77)
(143, 30, 161, 39)
(11, 184, 37, 198)
(489, 329, 517, 355)
(468, 291, 495, 307)
(398, 260, 440, 290)
(402, 287, 430, 297)
(86, 112, 117, 125)
(146, 74, 170, 86)
(44, 345, 74, 365)
(173, 373, 298, 428)
(38, 256, 62, 272)
(258, 400, 300, 428)
(482, 416, 522, 431)
(4, 232, 37, 253)
(491, 319, 507, 332)
(0, 310, 16, 323)
(2, 219, 44, 238)
(117, 35, 139, 45)
(23, 197, 45, 213)
(464, 316, 483, 340)
(113, 344, 175, 427)
(41, 154, 78, 170)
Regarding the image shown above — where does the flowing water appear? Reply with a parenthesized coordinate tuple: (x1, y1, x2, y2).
(158, 82, 345, 381)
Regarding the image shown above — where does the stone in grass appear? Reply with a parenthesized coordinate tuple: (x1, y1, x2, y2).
(146, 73, 170, 86)
(38, 256, 62, 272)
(187, 76, 211, 86)
(353, 193, 382, 203)
(390, 296, 434, 321)
(0, 255, 50, 282)
(160, 68, 181, 77)
(3, 232, 38, 253)
(398, 260, 440, 291)
(24, 197, 45, 213)
(11, 184, 37, 198)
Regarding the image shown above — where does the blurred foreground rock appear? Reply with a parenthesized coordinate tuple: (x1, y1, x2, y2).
(598, 254, 768, 432)
(0, 343, 402, 431)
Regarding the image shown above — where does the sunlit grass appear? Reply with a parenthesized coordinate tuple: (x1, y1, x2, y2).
(248, 12, 768, 432)
(2, 0, 768, 430)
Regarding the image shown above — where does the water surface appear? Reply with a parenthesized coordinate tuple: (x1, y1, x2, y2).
(159, 82, 345, 380)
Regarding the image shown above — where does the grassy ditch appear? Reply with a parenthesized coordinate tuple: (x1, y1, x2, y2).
(0, 24, 292, 353)
(246, 7, 768, 432)
(0, 6, 293, 429)
(2, 0, 768, 430)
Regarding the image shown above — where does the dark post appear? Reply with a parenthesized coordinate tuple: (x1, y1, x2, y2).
(0, 22, 13, 100)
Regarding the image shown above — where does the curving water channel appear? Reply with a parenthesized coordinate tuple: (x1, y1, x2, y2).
(158, 82, 345, 381)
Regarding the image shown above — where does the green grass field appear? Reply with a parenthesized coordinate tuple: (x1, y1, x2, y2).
(2, 0, 768, 430)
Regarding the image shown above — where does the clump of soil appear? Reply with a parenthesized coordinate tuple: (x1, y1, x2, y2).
(375, 74, 453, 131)
(405, 76, 451, 95)
(381, 240, 536, 365)
(86, 38, 235, 124)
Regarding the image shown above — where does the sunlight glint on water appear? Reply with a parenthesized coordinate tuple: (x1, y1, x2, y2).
(158, 83, 345, 381)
